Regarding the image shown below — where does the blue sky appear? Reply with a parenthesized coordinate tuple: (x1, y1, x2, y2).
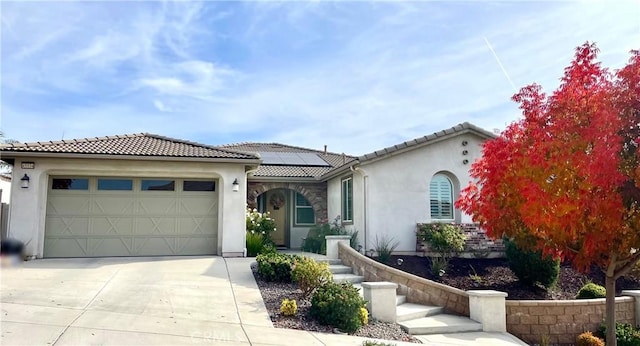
(1, 1, 639, 155)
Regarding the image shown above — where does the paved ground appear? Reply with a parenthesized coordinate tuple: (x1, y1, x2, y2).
(0, 256, 526, 345)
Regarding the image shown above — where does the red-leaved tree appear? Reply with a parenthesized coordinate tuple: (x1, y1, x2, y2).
(456, 43, 640, 345)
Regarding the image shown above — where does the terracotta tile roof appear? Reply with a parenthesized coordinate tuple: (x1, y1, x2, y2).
(321, 122, 497, 180)
(0, 133, 259, 160)
(221, 142, 356, 178)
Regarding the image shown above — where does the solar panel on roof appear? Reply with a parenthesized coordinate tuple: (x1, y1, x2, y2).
(256, 151, 330, 166)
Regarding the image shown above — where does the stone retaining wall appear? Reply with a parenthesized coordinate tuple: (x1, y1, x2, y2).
(338, 242, 470, 316)
(506, 297, 636, 344)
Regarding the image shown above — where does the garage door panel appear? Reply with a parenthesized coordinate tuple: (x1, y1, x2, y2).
(138, 198, 178, 215)
(45, 217, 90, 236)
(47, 196, 90, 215)
(92, 197, 135, 215)
(92, 217, 134, 236)
(179, 198, 218, 215)
(179, 217, 217, 235)
(45, 177, 219, 258)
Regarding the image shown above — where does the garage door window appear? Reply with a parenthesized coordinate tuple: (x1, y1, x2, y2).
(183, 181, 215, 191)
(52, 178, 89, 190)
(98, 179, 133, 191)
(142, 180, 175, 191)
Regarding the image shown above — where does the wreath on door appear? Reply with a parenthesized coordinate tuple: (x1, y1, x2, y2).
(269, 191, 286, 210)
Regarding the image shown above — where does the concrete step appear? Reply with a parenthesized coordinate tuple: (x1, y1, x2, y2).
(329, 264, 353, 275)
(333, 274, 365, 284)
(396, 303, 444, 322)
(396, 295, 407, 306)
(399, 314, 483, 335)
(318, 259, 343, 265)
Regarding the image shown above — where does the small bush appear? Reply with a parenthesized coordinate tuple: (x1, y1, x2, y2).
(417, 223, 466, 275)
(310, 282, 366, 333)
(246, 232, 264, 257)
(504, 238, 560, 288)
(577, 331, 605, 346)
(374, 234, 399, 264)
(576, 282, 606, 299)
(359, 307, 369, 325)
(246, 208, 277, 242)
(291, 257, 333, 297)
(302, 216, 359, 254)
(256, 252, 299, 282)
(599, 322, 640, 346)
(280, 298, 297, 316)
(260, 243, 277, 254)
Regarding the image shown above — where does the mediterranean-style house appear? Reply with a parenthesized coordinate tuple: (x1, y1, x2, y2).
(0, 122, 495, 258)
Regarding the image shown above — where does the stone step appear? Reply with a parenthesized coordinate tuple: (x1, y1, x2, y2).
(318, 259, 343, 265)
(329, 264, 353, 275)
(398, 314, 483, 335)
(396, 295, 407, 306)
(396, 303, 444, 322)
(333, 274, 365, 284)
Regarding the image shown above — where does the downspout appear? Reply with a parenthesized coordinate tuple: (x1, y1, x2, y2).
(350, 165, 368, 254)
(243, 166, 259, 257)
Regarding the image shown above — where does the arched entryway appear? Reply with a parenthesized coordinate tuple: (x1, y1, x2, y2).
(247, 182, 328, 248)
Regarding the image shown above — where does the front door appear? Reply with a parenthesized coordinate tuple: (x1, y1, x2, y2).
(265, 189, 287, 246)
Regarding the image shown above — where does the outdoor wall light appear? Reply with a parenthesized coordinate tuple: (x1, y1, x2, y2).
(20, 173, 30, 189)
(232, 178, 239, 192)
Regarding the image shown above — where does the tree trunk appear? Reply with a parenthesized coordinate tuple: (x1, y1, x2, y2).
(605, 275, 617, 346)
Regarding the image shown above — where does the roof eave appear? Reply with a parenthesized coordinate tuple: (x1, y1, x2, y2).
(0, 151, 262, 164)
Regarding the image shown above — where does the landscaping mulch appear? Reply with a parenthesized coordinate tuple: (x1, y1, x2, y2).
(386, 255, 640, 300)
(251, 263, 421, 343)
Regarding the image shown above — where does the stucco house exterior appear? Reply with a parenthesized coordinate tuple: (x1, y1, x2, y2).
(0, 134, 260, 258)
(0, 122, 495, 258)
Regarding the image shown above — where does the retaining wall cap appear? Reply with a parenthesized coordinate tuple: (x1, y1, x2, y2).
(326, 235, 352, 239)
(362, 282, 399, 289)
(467, 290, 508, 298)
(622, 290, 640, 297)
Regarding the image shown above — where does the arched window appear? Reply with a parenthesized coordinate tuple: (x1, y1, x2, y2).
(430, 174, 453, 220)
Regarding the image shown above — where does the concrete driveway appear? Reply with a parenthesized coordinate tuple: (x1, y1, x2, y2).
(1, 257, 274, 345)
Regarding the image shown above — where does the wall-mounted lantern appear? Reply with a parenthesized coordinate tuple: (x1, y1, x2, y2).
(232, 178, 239, 192)
(20, 174, 30, 189)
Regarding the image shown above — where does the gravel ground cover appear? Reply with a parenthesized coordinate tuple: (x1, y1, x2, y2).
(251, 263, 421, 343)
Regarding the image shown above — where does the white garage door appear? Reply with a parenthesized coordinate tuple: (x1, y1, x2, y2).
(44, 177, 218, 258)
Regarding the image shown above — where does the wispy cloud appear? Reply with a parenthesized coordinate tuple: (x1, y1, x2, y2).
(1, 1, 638, 154)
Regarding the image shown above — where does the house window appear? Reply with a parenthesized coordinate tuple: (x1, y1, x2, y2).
(141, 180, 175, 191)
(341, 177, 353, 223)
(183, 181, 215, 192)
(295, 193, 315, 225)
(430, 174, 454, 220)
(52, 178, 89, 190)
(97, 179, 133, 191)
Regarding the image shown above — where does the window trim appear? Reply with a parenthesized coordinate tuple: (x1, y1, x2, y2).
(341, 176, 353, 223)
(293, 192, 315, 226)
(430, 174, 454, 221)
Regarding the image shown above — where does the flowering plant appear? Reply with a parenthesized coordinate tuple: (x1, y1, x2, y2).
(246, 208, 277, 240)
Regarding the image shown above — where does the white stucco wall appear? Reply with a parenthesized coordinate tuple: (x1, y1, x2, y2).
(327, 133, 486, 253)
(7, 157, 249, 258)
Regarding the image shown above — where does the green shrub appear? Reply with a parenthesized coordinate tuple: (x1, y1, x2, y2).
(576, 282, 606, 299)
(504, 238, 560, 288)
(373, 234, 399, 264)
(246, 232, 264, 257)
(260, 243, 277, 254)
(417, 223, 466, 275)
(577, 331, 605, 346)
(302, 216, 359, 254)
(599, 322, 640, 346)
(256, 252, 299, 282)
(291, 257, 333, 297)
(310, 282, 366, 333)
(246, 208, 277, 243)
